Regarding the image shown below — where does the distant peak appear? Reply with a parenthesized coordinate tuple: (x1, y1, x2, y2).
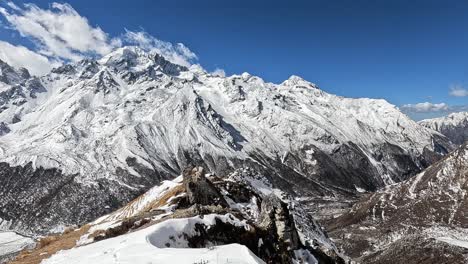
(281, 75, 318, 89)
(241, 72, 251, 80)
(98, 46, 188, 75)
(98, 46, 147, 65)
(0, 59, 31, 84)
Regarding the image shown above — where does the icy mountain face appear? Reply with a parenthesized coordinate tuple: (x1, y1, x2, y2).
(0, 47, 452, 234)
(419, 112, 468, 145)
(12, 167, 346, 264)
(0, 60, 30, 87)
(326, 143, 468, 263)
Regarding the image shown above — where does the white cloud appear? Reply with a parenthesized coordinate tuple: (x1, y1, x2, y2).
(5, 2, 20, 11)
(0, 2, 120, 61)
(0, 2, 199, 75)
(449, 85, 468, 97)
(0, 41, 59, 75)
(123, 30, 197, 67)
(401, 102, 449, 113)
(211, 68, 226, 77)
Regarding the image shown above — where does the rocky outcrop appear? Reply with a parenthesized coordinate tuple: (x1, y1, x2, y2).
(183, 167, 228, 207)
(258, 194, 300, 250)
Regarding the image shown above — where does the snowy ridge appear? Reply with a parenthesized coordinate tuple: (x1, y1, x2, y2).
(419, 112, 468, 145)
(420, 112, 468, 127)
(93, 176, 183, 224)
(17, 167, 344, 264)
(44, 219, 265, 264)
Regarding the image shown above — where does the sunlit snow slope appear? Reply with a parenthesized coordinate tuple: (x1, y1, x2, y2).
(0, 47, 452, 234)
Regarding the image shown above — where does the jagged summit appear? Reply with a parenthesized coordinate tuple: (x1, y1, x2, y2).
(0, 60, 30, 86)
(281, 75, 318, 89)
(98, 46, 188, 75)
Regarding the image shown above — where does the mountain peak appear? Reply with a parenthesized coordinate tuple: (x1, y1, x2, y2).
(97, 46, 188, 75)
(281, 75, 318, 89)
(419, 111, 468, 145)
(0, 59, 31, 85)
(98, 46, 152, 69)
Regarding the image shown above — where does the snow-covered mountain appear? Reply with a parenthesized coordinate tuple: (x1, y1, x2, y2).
(11, 167, 346, 264)
(419, 112, 468, 145)
(0, 60, 30, 87)
(0, 46, 452, 235)
(326, 143, 468, 263)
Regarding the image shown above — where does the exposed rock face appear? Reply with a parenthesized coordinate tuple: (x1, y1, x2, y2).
(182, 167, 227, 207)
(0, 60, 30, 85)
(325, 143, 468, 263)
(258, 194, 300, 251)
(419, 112, 468, 145)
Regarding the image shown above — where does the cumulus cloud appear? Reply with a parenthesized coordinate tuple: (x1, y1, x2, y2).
(0, 2, 120, 61)
(123, 30, 197, 67)
(211, 68, 226, 77)
(401, 102, 449, 113)
(0, 41, 59, 75)
(449, 85, 468, 97)
(401, 102, 468, 120)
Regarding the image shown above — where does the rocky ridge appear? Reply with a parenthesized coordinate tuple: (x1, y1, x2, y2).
(11, 166, 346, 264)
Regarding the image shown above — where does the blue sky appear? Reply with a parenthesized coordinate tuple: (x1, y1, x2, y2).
(0, 0, 467, 120)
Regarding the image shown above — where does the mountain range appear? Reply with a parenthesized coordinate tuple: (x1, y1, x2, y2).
(0, 46, 466, 263)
